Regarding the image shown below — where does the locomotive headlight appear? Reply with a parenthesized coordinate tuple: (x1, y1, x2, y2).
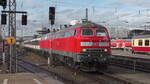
(104, 48, 108, 52)
(83, 49, 87, 52)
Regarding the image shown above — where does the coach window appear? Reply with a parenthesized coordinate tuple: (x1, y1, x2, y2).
(132, 40, 134, 46)
(82, 29, 93, 36)
(145, 40, 149, 46)
(138, 40, 143, 46)
(35, 41, 39, 45)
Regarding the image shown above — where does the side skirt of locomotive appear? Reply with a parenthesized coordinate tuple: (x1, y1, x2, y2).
(47, 49, 110, 72)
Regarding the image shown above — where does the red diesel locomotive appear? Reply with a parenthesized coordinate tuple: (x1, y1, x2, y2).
(40, 21, 111, 71)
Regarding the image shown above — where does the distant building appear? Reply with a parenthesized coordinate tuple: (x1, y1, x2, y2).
(108, 26, 129, 39)
(21, 36, 34, 41)
(128, 29, 150, 38)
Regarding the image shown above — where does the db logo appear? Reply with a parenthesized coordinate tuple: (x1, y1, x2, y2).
(93, 42, 99, 46)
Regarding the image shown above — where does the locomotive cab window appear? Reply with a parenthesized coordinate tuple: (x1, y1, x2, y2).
(96, 29, 107, 36)
(82, 29, 93, 36)
(138, 40, 143, 46)
(69, 30, 76, 36)
(145, 40, 149, 46)
(64, 30, 76, 37)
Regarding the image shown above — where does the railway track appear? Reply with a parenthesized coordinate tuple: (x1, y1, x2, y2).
(18, 59, 77, 84)
(18, 58, 145, 84)
(111, 54, 150, 73)
(1, 49, 149, 84)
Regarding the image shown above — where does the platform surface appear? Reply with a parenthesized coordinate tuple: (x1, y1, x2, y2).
(110, 66, 150, 84)
(0, 73, 64, 84)
(112, 50, 150, 59)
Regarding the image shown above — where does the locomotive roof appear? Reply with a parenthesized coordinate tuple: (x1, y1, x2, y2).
(132, 34, 150, 39)
(43, 21, 105, 38)
(70, 21, 105, 28)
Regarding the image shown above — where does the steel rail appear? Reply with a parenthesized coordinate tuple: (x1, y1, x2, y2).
(111, 54, 150, 73)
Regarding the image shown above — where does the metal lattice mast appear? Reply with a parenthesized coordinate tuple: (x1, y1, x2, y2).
(8, 0, 17, 73)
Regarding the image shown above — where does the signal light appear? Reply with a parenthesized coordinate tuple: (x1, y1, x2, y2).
(49, 7, 55, 25)
(49, 7, 55, 20)
(0, 0, 7, 9)
(1, 13, 7, 25)
(22, 14, 27, 25)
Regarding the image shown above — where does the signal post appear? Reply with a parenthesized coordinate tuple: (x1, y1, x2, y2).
(1, 0, 27, 73)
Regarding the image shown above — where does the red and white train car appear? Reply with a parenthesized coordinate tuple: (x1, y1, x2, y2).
(111, 39, 132, 49)
(40, 21, 111, 71)
(23, 38, 41, 50)
(132, 35, 150, 53)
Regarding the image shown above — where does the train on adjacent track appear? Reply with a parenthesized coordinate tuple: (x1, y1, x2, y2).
(111, 39, 132, 49)
(111, 34, 150, 54)
(23, 21, 112, 71)
(132, 35, 150, 54)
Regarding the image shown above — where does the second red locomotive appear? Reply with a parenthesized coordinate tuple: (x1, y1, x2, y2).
(40, 21, 111, 71)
